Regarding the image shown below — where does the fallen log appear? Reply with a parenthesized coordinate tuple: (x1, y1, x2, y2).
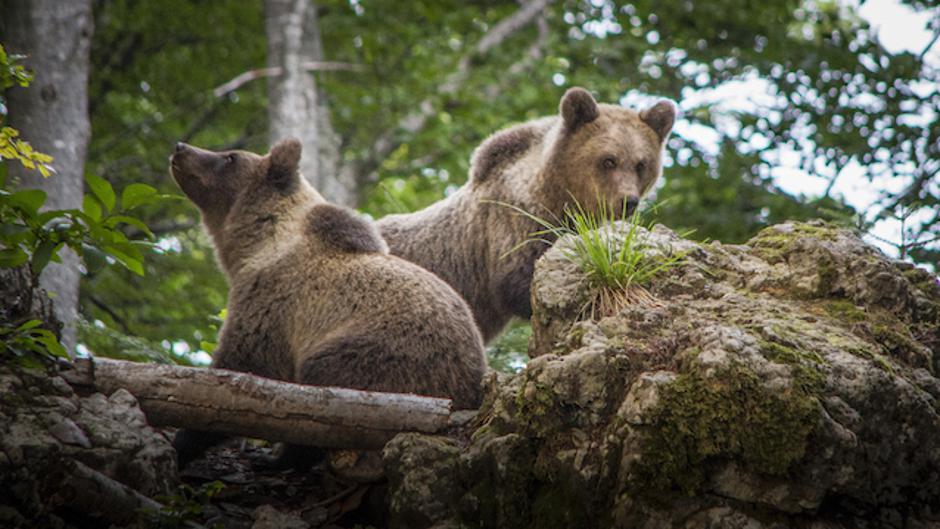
(62, 357, 456, 450)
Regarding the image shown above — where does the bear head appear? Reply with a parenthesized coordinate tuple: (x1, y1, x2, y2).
(545, 87, 676, 217)
(169, 137, 311, 236)
(171, 138, 388, 276)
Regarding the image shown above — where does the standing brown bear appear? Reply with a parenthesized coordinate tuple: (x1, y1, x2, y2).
(378, 88, 676, 341)
(169, 138, 486, 466)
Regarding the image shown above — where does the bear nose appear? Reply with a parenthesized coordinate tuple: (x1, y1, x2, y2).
(624, 196, 640, 216)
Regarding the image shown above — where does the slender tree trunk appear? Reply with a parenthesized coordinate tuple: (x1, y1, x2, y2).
(3, 0, 94, 355)
(265, 0, 356, 206)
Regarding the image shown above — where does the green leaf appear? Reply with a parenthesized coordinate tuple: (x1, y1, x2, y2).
(16, 319, 42, 331)
(37, 209, 68, 224)
(86, 174, 116, 212)
(105, 215, 153, 238)
(81, 243, 108, 274)
(108, 241, 143, 261)
(121, 183, 158, 210)
(82, 194, 102, 222)
(31, 239, 58, 275)
(104, 246, 144, 275)
(9, 189, 46, 216)
(0, 247, 28, 268)
(34, 333, 67, 358)
(0, 223, 31, 243)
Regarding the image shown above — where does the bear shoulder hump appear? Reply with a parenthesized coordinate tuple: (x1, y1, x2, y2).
(306, 204, 388, 254)
(470, 121, 547, 182)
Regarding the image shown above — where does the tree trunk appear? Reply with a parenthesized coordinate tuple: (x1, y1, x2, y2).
(2, 0, 94, 355)
(63, 358, 458, 450)
(265, 0, 356, 206)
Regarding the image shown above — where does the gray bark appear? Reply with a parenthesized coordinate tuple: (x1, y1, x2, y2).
(63, 358, 458, 450)
(265, 0, 355, 206)
(3, 0, 94, 354)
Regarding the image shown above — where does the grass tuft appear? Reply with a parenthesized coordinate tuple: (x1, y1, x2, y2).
(498, 196, 685, 318)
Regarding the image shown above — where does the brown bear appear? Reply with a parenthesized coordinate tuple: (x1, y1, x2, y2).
(169, 138, 486, 466)
(378, 87, 676, 341)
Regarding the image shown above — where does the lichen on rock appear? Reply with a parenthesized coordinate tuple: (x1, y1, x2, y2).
(384, 221, 940, 528)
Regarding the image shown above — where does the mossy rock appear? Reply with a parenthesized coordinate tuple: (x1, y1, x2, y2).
(629, 362, 820, 498)
(388, 221, 940, 529)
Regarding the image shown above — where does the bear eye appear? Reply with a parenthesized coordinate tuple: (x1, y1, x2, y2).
(636, 161, 647, 173)
(601, 157, 617, 170)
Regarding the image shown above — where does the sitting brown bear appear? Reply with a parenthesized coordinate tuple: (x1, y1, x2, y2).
(169, 138, 486, 466)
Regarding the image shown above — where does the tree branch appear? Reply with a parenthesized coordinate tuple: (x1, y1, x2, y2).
(918, 23, 940, 64)
(359, 0, 554, 181)
(486, 6, 551, 99)
(86, 294, 131, 334)
(212, 62, 365, 98)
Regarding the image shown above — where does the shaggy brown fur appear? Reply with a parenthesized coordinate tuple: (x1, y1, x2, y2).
(378, 88, 676, 342)
(169, 138, 486, 465)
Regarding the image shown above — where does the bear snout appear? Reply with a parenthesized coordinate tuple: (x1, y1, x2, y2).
(169, 142, 199, 175)
(625, 196, 640, 215)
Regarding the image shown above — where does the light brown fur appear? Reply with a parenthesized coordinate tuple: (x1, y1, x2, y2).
(169, 139, 486, 464)
(378, 88, 676, 341)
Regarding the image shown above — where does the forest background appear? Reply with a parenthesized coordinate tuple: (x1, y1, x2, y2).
(1, 0, 937, 371)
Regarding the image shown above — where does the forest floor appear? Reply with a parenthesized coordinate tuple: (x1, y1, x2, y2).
(179, 441, 384, 529)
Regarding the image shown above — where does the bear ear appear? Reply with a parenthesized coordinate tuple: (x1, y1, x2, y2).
(640, 100, 677, 142)
(267, 137, 302, 187)
(560, 87, 599, 131)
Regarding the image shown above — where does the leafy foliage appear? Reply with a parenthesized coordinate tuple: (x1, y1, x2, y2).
(486, 321, 531, 373)
(0, 173, 164, 279)
(144, 481, 225, 529)
(0, 171, 166, 360)
(1, 47, 165, 363)
(0, 45, 54, 176)
(0, 319, 67, 365)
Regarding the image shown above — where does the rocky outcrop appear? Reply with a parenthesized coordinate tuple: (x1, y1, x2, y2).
(384, 221, 940, 528)
(0, 266, 177, 528)
(0, 365, 179, 528)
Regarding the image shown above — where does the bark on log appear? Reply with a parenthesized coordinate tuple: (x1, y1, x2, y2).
(63, 358, 455, 450)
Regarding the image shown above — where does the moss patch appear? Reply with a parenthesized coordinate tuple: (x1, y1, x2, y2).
(821, 301, 923, 370)
(824, 300, 867, 324)
(749, 222, 839, 259)
(903, 267, 940, 299)
(761, 341, 827, 392)
(515, 377, 562, 436)
(630, 363, 820, 498)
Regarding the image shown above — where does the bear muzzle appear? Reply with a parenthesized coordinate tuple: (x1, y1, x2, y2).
(624, 196, 640, 216)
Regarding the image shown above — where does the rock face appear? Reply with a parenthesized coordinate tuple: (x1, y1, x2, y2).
(0, 266, 177, 528)
(0, 365, 179, 527)
(384, 221, 940, 528)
